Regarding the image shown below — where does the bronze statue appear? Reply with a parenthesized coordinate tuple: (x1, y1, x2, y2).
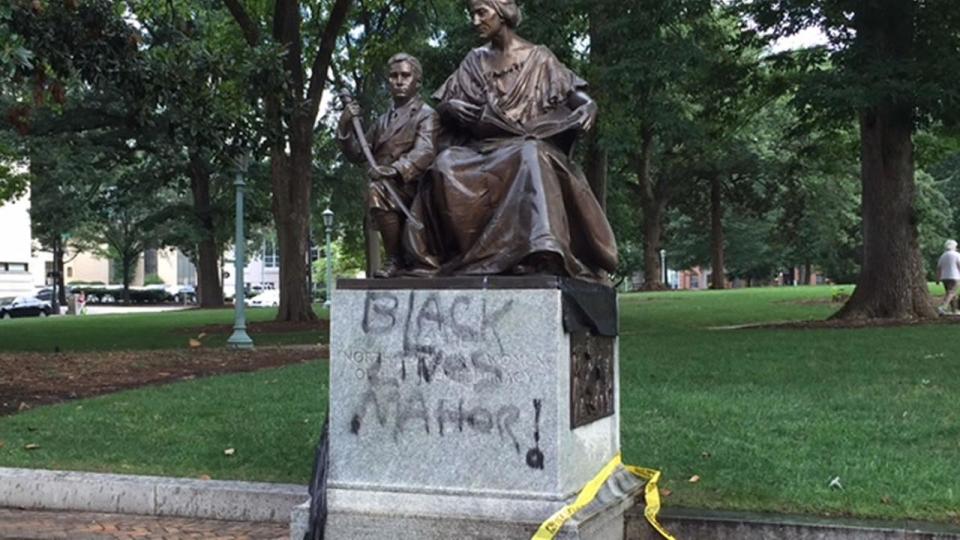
(338, 53, 439, 278)
(404, 0, 618, 282)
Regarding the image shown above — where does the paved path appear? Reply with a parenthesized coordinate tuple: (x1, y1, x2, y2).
(0, 509, 287, 539)
(83, 306, 190, 316)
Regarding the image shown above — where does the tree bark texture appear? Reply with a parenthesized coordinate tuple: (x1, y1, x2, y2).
(833, 0, 935, 320)
(709, 175, 726, 289)
(584, 131, 608, 211)
(272, 140, 316, 322)
(635, 127, 666, 290)
(585, 2, 610, 211)
(121, 257, 132, 305)
(50, 237, 61, 313)
(189, 158, 224, 309)
(365, 213, 381, 278)
(55, 247, 67, 306)
(833, 105, 934, 319)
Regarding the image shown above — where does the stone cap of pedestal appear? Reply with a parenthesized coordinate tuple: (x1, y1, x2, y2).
(338, 276, 605, 291)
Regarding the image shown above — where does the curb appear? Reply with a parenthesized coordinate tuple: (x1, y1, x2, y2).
(3, 467, 960, 539)
(626, 507, 960, 540)
(0, 467, 306, 524)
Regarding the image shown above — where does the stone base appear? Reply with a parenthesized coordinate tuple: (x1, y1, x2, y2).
(301, 277, 633, 539)
(290, 466, 643, 540)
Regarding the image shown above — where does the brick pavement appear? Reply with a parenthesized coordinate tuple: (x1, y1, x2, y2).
(0, 509, 288, 540)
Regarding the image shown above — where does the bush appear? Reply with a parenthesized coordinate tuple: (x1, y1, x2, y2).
(71, 285, 169, 304)
(143, 274, 166, 286)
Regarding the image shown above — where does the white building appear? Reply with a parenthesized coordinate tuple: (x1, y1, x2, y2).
(0, 190, 35, 298)
(222, 239, 281, 293)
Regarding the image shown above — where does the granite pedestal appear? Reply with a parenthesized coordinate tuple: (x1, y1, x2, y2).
(296, 277, 642, 539)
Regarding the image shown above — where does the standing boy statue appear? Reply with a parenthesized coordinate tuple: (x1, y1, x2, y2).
(338, 53, 439, 278)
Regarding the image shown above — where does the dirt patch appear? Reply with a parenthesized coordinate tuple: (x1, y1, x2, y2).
(0, 345, 328, 416)
(749, 315, 960, 331)
(173, 319, 329, 336)
(775, 299, 845, 306)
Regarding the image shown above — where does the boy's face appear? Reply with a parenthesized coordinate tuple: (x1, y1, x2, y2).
(388, 61, 419, 102)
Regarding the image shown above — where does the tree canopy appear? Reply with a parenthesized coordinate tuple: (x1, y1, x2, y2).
(2, 0, 959, 320)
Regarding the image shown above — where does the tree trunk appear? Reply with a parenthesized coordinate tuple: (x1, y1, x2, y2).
(273, 137, 317, 322)
(832, 1, 934, 320)
(56, 245, 67, 306)
(642, 204, 665, 290)
(50, 237, 61, 314)
(365, 214, 380, 278)
(189, 158, 224, 309)
(636, 127, 666, 290)
(584, 131, 608, 211)
(121, 257, 132, 305)
(832, 105, 933, 319)
(221, 0, 350, 322)
(710, 175, 726, 289)
(585, 1, 610, 211)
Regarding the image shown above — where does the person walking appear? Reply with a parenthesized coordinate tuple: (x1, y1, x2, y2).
(936, 239, 960, 315)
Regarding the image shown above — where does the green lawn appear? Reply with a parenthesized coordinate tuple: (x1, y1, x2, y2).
(1, 286, 959, 523)
(620, 287, 960, 523)
(0, 307, 326, 351)
(0, 362, 327, 483)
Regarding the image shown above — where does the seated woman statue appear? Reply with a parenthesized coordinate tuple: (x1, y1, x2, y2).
(404, 0, 618, 283)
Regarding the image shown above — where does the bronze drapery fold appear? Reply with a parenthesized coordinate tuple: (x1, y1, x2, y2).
(403, 45, 618, 282)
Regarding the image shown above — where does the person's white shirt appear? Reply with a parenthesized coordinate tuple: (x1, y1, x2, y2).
(938, 249, 960, 280)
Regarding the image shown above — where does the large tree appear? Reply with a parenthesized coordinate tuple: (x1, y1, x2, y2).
(741, 0, 960, 319)
(595, 0, 722, 289)
(221, 0, 352, 322)
(132, 1, 265, 308)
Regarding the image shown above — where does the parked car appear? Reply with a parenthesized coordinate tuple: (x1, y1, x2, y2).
(164, 284, 197, 304)
(245, 289, 280, 308)
(32, 286, 75, 303)
(0, 296, 52, 319)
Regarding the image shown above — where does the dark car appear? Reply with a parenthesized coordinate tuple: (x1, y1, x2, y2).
(34, 286, 75, 303)
(0, 296, 52, 319)
(34, 288, 53, 302)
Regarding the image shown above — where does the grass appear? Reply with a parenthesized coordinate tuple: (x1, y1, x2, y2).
(1, 286, 959, 523)
(0, 362, 327, 484)
(0, 307, 327, 352)
(619, 286, 960, 523)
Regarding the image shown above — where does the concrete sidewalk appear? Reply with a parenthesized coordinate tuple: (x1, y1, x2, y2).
(0, 508, 286, 539)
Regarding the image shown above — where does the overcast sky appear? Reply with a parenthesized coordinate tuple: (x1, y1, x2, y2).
(771, 27, 830, 53)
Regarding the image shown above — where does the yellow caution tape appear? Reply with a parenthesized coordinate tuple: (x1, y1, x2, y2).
(625, 464, 678, 540)
(531, 452, 677, 540)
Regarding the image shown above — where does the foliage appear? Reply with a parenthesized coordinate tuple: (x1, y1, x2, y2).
(142, 274, 165, 286)
(916, 170, 954, 278)
(2, 0, 960, 311)
(71, 158, 170, 301)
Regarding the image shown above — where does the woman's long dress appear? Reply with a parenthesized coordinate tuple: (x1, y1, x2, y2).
(404, 44, 618, 282)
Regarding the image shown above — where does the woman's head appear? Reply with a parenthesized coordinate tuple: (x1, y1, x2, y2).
(468, 0, 522, 39)
(946, 239, 958, 251)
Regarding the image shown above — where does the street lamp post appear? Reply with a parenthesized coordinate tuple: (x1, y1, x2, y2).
(227, 157, 254, 349)
(322, 208, 334, 309)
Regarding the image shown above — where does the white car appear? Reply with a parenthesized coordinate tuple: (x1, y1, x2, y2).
(245, 289, 280, 308)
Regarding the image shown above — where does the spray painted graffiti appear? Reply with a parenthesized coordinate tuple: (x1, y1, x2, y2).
(345, 291, 550, 469)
